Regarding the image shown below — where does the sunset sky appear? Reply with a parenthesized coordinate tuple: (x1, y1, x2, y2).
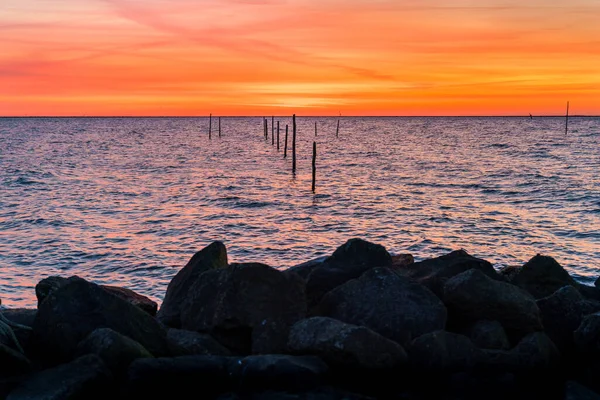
(1, 0, 599, 116)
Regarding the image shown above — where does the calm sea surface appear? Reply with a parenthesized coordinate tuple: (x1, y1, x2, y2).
(1, 117, 599, 308)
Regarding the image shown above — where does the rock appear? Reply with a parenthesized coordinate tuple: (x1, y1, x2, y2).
(32, 276, 169, 363)
(443, 269, 542, 339)
(305, 238, 393, 310)
(565, 381, 600, 400)
(0, 343, 31, 378)
(7, 354, 113, 400)
(126, 355, 238, 398)
(181, 263, 306, 354)
(574, 312, 600, 356)
(284, 256, 328, 280)
(36, 275, 158, 316)
(483, 332, 560, 372)
(407, 331, 482, 371)
(397, 249, 500, 298)
(288, 317, 407, 369)
(466, 320, 510, 350)
(157, 241, 228, 328)
(316, 267, 447, 346)
(76, 328, 153, 378)
(390, 253, 414, 268)
(1, 309, 36, 328)
(239, 355, 328, 391)
(101, 286, 157, 317)
(216, 387, 376, 400)
(537, 286, 587, 353)
(167, 329, 232, 357)
(501, 254, 577, 299)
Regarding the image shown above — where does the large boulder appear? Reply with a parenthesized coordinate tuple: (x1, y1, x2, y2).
(305, 239, 393, 310)
(157, 241, 228, 327)
(239, 355, 329, 391)
(0, 344, 31, 378)
(406, 331, 483, 371)
(574, 312, 600, 356)
(76, 328, 153, 378)
(316, 268, 447, 346)
(32, 276, 169, 363)
(483, 332, 560, 372)
(537, 286, 588, 354)
(443, 269, 542, 339)
(565, 381, 600, 400)
(167, 329, 232, 357)
(36, 276, 158, 316)
(284, 256, 328, 280)
(288, 317, 407, 369)
(500, 255, 577, 299)
(6, 354, 112, 400)
(180, 263, 306, 354)
(465, 320, 510, 350)
(397, 250, 500, 297)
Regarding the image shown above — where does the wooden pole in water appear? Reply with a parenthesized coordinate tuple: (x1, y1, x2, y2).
(218, 117, 221, 137)
(264, 118, 268, 140)
(292, 114, 297, 172)
(272, 116, 274, 144)
(209, 114, 212, 139)
(312, 141, 316, 192)
(336, 119, 340, 137)
(277, 121, 280, 151)
(284, 125, 288, 158)
(565, 101, 569, 135)
(315, 121, 317, 137)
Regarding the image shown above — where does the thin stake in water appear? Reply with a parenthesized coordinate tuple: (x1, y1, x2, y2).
(218, 117, 221, 137)
(264, 118, 268, 140)
(312, 141, 316, 193)
(292, 114, 297, 172)
(336, 119, 340, 137)
(277, 121, 280, 151)
(565, 101, 570, 135)
(272, 116, 274, 144)
(209, 113, 212, 140)
(284, 125, 288, 158)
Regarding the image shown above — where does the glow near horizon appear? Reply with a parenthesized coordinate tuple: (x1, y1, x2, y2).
(1, 0, 599, 116)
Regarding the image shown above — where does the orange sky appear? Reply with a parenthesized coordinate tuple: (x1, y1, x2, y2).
(1, 0, 599, 116)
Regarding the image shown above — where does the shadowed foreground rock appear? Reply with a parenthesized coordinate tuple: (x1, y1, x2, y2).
(5, 241, 600, 399)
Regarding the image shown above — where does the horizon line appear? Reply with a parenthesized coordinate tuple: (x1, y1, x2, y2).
(1, 115, 597, 118)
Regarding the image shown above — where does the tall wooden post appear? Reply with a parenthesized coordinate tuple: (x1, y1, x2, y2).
(284, 125, 288, 158)
(311, 141, 316, 192)
(272, 116, 274, 144)
(209, 113, 212, 140)
(292, 114, 297, 172)
(277, 121, 280, 151)
(336, 119, 340, 137)
(218, 117, 221, 137)
(565, 101, 570, 135)
(264, 118, 268, 140)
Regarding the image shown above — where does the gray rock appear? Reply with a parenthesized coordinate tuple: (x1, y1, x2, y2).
(407, 331, 483, 371)
(305, 239, 393, 310)
(32, 276, 169, 363)
(239, 355, 328, 391)
(157, 241, 228, 327)
(76, 328, 153, 378)
(501, 254, 577, 299)
(397, 249, 500, 298)
(7, 354, 112, 400)
(466, 320, 510, 350)
(316, 267, 447, 346)
(537, 285, 587, 353)
(443, 269, 542, 339)
(181, 263, 306, 354)
(167, 329, 232, 357)
(0, 343, 31, 378)
(35, 276, 68, 308)
(565, 381, 600, 400)
(288, 317, 407, 369)
(574, 312, 600, 356)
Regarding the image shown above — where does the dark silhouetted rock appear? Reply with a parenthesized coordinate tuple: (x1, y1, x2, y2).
(101, 286, 157, 316)
(407, 331, 482, 371)
(288, 317, 407, 369)
(466, 320, 510, 350)
(157, 241, 228, 327)
(239, 355, 328, 391)
(37, 275, 158, 316)
(390, 253, 414, 269)
(127, 355, 238, 398)
(537, 285, 587, 354)
(167, 329, 232, 357)
(181, 263, 306, 354)
(305, 239, 393, 310)
(565, 381, 600, 400)
(398, 250, 500, 298)
(284, 256, 328, 280)
(76, 328, 153, 378)
(7, 354, 112, 400)
(0, 343, 31, 378)
(501, 255, 577, 299)
(32, 276, 169, 363)
(574, 312, 600, 356)
(1, 309, 36, 329)
(316, 267, 446, 346)
(443, 269, 542, 339)
(483, 332, 560, 372)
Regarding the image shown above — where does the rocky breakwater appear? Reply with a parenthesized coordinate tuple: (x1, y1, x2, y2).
(2, 239, 600, 399)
